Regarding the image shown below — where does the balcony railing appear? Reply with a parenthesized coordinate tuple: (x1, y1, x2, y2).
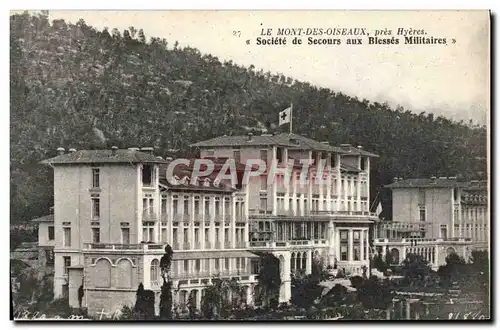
(142, 211, 158, 221)
(85, 242, 166, 251)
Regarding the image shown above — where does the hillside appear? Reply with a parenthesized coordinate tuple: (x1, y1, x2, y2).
(10, 12, 487, 224)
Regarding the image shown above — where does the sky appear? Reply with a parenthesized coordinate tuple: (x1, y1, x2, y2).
(44, 10, 490, 124)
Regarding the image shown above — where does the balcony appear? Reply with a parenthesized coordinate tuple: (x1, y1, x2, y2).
(84, 242, 166, 251)
(142, 211, 158, 221)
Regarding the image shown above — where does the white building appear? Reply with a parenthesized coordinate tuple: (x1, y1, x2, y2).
(40, 132, 380, 316)
(374, 177, 489, 269)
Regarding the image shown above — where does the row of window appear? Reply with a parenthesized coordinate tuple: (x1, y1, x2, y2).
(91, 165, 155, 189)
(274, 197, 369, 213)
(206, 149, 369, 170)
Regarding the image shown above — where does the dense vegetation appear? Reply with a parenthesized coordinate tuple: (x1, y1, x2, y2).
(10, 12, 487, 224)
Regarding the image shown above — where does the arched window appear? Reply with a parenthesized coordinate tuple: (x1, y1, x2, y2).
(150, 259, 160, 283)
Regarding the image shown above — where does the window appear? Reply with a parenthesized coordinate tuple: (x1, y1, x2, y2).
(142, 165, 153, 186)
(161, 199, 167, 216)
(260, 176, 267, 191)
(233, 150, 241, 164)
(353, 246, 360, 261)
(276, 147, 283, 162)
(63, 228, 71, 247)
(340, 230, 348, 261)
(206, 150, 215, 156)
(215, 258, 220, 271)
(224, 258, 229, 270)
(173, 198, 179, 215)
(260, 150, 268, 164)
(260, 197, 267, 212)
(453, 188, 458, 201)
(150, 259, 159, 282)
(183, 260, 189, 273)
(63, 256, 71, 275)
(353, 230, 361, 261)
(48, 226, 55, 240)
(340, 246, 348, 261)
(92, 168, 100, 188)
(204, 198, 210, 216)
(122, 228, 130, 244)
(418, 189, 426, 206)
(419, 207, 426, 222)
(45, 249, 54, 266)
(92, 197, 100, 219)
(360, 157, 366, 170)
(92, 228, 100, 243)
(440, 225, 448, 240)
(161, 228, 168, 243)
(183, 196, 190, 215)
(195, 259, 201, 272)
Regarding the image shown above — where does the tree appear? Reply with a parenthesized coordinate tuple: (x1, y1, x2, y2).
(159, 245, 174, 319)
(200, 278, 241, 319)
(133, 283, 155, 320)
(401, 253, 432, 287)
(357, 276, 394, 310)
(257, 253, 282, 307)
(291, 273, 324, 308)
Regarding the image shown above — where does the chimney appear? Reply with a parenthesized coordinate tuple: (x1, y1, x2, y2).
(141, 147, 154, 155)
(111, 146, 118, 155)
(57, 147, 65, 155)
(247, 133, 253, 141)
(68, 148, 77, 153)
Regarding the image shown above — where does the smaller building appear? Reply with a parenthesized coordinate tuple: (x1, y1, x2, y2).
(374, 177, 489, 269)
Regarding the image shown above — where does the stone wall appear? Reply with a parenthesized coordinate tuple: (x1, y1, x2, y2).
(85, 289, 137, 318)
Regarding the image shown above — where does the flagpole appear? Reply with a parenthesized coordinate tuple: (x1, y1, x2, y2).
(289, 103, 293, 134)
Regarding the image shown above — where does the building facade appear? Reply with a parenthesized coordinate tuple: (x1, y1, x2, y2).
(374, 177, 489, 269)
(41, 133, 379, 315)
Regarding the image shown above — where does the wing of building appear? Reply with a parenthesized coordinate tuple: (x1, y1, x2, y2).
(373, 177, 489, 270)
(40, 134, 380, 316)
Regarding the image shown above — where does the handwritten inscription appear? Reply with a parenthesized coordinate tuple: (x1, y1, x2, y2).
(14, 310, 87, 320)
(448, 312, 487, 320)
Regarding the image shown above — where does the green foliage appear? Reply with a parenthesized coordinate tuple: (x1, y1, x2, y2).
(9, 12, 487, 225)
